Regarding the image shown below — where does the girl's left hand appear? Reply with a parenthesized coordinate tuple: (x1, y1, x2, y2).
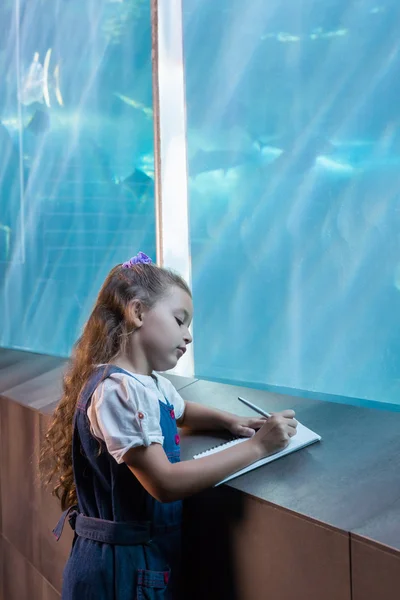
(227, 415, 268, 438)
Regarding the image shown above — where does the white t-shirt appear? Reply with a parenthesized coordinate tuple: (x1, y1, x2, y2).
(87, 369, 186, 464)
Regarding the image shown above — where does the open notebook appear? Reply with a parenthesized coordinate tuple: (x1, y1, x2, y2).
(193, 421, 321, 486)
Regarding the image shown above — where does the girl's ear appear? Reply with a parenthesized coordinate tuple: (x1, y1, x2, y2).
(126, 300, 146, 329)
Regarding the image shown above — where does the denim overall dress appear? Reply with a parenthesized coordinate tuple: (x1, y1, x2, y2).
(53, 365, 183, 599)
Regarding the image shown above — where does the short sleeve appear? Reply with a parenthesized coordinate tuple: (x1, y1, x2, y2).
(87, 373, 163, 464)
(156, 375, 186, 420)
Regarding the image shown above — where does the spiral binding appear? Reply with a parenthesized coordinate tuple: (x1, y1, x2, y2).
(194, 437, 247, 459)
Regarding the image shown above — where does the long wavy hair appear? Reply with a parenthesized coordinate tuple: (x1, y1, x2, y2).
(40, 261, 191, 510)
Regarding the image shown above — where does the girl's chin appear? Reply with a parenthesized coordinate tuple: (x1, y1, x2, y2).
(155, 356, 178, 373)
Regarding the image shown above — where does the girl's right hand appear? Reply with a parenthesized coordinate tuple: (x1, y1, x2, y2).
(124, 408, 299, 503)
(251, 410, 298, 457)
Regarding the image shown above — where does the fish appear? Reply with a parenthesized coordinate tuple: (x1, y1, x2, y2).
(114, 93, 153, 119)
(188, 133, 339, 179)
(316, 155, 354, 175)
(25, 109, 50, 135)
(120, 168, 153, 200)
(88, 139, 153, 200)
(19, 49, 63, 109)
(1, 106, 51, 137)
(262, 134, 336, 173)
(188, 135, 309, 178)
(189, 148, 259, 177)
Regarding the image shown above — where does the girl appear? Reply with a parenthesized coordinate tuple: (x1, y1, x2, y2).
(41, 251, 297, 600)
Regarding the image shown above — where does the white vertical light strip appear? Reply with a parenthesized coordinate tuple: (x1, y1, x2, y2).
(151, 0, 194, 377)
(14, 0, 25, 263)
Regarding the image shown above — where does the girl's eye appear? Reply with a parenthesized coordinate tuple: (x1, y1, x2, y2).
(175, 318, 183, 326)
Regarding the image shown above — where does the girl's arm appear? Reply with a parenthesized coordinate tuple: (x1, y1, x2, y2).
(178, 400, 267, 437)
(123, 410, 297, 503)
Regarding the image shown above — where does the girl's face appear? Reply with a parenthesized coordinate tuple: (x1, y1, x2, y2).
(139, 285, 193, 372)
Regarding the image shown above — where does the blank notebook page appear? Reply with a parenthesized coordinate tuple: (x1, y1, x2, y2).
(193, 422, 321, 486)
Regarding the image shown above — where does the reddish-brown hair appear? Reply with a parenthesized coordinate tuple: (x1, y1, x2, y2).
(40, 262, 191, 509)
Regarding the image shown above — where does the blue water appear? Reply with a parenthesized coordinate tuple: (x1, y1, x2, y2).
(1, 0, 400, 408)
(183, 0, 400, 407)
(0, 0, 156, 354)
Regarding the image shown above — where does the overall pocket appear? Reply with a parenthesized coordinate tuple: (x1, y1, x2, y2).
(136, 568, 171, 600)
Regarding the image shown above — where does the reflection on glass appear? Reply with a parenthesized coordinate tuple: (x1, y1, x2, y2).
(183, 0, 400, 405)
(0, 0, 156, 356)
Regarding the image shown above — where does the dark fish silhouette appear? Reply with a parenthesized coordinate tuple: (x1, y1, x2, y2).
(271, 135, 335, 172)
(121, 168, 153, 199)
(88, 139, 153, 200)
(189, 148, 255, 177)
(25, 108, 50, 135)
(189, 134, 335, 179)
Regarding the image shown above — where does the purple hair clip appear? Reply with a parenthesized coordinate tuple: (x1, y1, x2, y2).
(122, 252, 153, 269)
